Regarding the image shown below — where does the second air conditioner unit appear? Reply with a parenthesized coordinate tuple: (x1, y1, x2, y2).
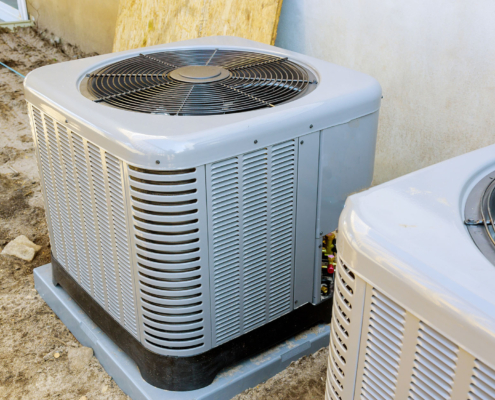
(326, 144, 495, 400)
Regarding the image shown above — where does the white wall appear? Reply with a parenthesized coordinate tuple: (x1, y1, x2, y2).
(276, 0, 495, 184)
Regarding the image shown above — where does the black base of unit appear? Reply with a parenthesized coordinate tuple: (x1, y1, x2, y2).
(51, 255, 333, 391)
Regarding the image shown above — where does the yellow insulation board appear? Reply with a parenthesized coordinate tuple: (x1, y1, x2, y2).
(113, 0, 284, 52)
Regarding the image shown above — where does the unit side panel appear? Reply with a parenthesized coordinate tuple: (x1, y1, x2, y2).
(29, 105, 139, 338)
(333, 267, 487, 400)
(317, 111, 379, 236)
(294, 131, 320, 307)
(206, 140, 298, 348)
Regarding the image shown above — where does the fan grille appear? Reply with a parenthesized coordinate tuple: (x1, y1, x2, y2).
(83, 49, 316, 116)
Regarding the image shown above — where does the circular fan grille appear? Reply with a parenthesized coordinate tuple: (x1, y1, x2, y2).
(83, 49, 316, 116)
(464, 171, 495, 266)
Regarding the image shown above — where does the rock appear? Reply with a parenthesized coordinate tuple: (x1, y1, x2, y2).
(54, 352, 60, 359)
(1, 235, 41, 261)
(68, 347, 93, 372)
(101, 385, 108, 393)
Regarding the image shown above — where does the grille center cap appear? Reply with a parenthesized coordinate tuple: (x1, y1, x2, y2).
(169, 65, 230, 83)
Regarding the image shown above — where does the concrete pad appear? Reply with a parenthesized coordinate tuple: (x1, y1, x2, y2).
(34, 263, 330, 400)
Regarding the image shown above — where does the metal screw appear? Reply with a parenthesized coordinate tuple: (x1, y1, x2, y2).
(300, 140, 304, 145)
(295, 300, 298, 304)
(309, 124, 313, 129)
(320, 231, 323, 235)
(65, 119, 68, 123)
(318, 244, 322, 248)
(155, 160, 160, 165)
(254, 140, 258, 144)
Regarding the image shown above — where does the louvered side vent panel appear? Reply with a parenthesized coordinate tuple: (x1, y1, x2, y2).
(45, 117, 77, 277)
(72, 134, 105, 306)
(58, 125, 87, 290)
(469, 359, 495, 399)
(326, 258, 357, 400)
(31, 108, 64, 263)
(207, 140, 297, 346)
(106, 154, 137, 336)
(409, 322, 458, 399)
(361, 289, 406, 399)
(209, 158, 241, 343)
(30, 105, 138, 338)
(127, 165, 210, 356)
(267, 141, 297, 319)
(241, 149, 269, 332)
(323, 260, 495, 400)
(88, 143, 121, 322)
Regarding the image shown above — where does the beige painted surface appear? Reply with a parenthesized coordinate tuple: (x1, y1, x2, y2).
(276, 0, 495, 184)
(27, 0, 120, 54)
(113, 0, 283, 52)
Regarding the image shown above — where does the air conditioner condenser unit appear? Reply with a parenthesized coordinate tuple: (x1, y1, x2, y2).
(25, 36, 381, 391)
(326, 144, 495, 400)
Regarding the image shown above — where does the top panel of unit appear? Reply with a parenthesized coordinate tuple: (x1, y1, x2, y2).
(82, 49, 317, 116)
(24, 36, 381, 168)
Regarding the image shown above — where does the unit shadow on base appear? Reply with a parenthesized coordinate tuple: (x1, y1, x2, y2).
(34, 263, 331, 400)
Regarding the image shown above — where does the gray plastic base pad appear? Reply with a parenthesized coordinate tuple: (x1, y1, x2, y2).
(34, 264, 331, 400)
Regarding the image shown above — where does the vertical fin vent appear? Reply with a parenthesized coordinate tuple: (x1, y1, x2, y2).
(31, 108, 64, 264)
(241, 148, 268, 332)
(208, 140, 297, 346)
(30, 106, 138, 338)
(57, 125, 86, 289)
(106, 154, 137, 335)
(127, 166, 210, 354)
(88, 143, 121, 321)
(209, 158, 241, 343)
(44, 117, 77, 278)
(327, 258, 357, 400)
(268, 141, 296, 319)
(72, 134, 104, 306)
(360, 289, 406, 400)
(409, 322, 458, 399)
(469, 359, 495, 399)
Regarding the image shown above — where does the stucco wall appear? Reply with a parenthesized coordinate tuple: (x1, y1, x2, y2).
(276, 0, 495, 184)
(27, 0, 120, 54)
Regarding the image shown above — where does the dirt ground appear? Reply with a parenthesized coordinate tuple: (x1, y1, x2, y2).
(0, 27, 329, 400)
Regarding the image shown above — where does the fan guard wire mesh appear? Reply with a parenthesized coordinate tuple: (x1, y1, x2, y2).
(84, 49, 317, 116)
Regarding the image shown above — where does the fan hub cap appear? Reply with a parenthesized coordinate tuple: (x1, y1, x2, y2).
(169, 65, 230, 83)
